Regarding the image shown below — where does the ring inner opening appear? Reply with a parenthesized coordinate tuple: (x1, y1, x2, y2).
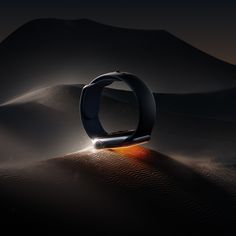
(98, 81, 139, 136)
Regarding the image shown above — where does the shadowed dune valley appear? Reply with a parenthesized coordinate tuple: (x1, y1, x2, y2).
(0, 19, 236, 234)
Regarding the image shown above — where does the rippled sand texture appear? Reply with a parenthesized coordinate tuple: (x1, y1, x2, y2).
(0, 146, 235, 234)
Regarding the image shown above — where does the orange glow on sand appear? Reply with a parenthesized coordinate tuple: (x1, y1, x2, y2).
(110, 145, 150, 159)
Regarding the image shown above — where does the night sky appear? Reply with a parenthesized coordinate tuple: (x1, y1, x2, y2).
(0, 0, 236, 64)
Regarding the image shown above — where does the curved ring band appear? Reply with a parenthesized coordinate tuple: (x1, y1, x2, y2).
(80, 71, 156, 149)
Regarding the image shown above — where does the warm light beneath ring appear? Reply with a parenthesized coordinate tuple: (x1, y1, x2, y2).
(110, 145, 150, 159)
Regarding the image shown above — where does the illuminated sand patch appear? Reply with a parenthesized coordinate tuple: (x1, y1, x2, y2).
(110, 145, 150, 159)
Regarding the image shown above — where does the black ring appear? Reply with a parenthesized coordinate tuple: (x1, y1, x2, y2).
(80, 71, 156, 149)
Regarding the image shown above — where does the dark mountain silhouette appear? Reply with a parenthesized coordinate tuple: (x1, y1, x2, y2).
(0, 18, 236, 102)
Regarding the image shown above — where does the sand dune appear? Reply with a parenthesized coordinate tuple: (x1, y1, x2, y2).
(0, 146, 235, 234)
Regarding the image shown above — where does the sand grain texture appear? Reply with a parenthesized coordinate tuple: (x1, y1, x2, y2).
(0, 146, 235, 234)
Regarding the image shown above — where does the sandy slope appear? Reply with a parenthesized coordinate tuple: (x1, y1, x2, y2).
(0, 146, 235, 234)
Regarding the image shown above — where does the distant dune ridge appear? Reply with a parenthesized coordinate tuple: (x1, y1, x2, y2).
(1, 84, 236, 164)
(0, 18, 236, 102)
